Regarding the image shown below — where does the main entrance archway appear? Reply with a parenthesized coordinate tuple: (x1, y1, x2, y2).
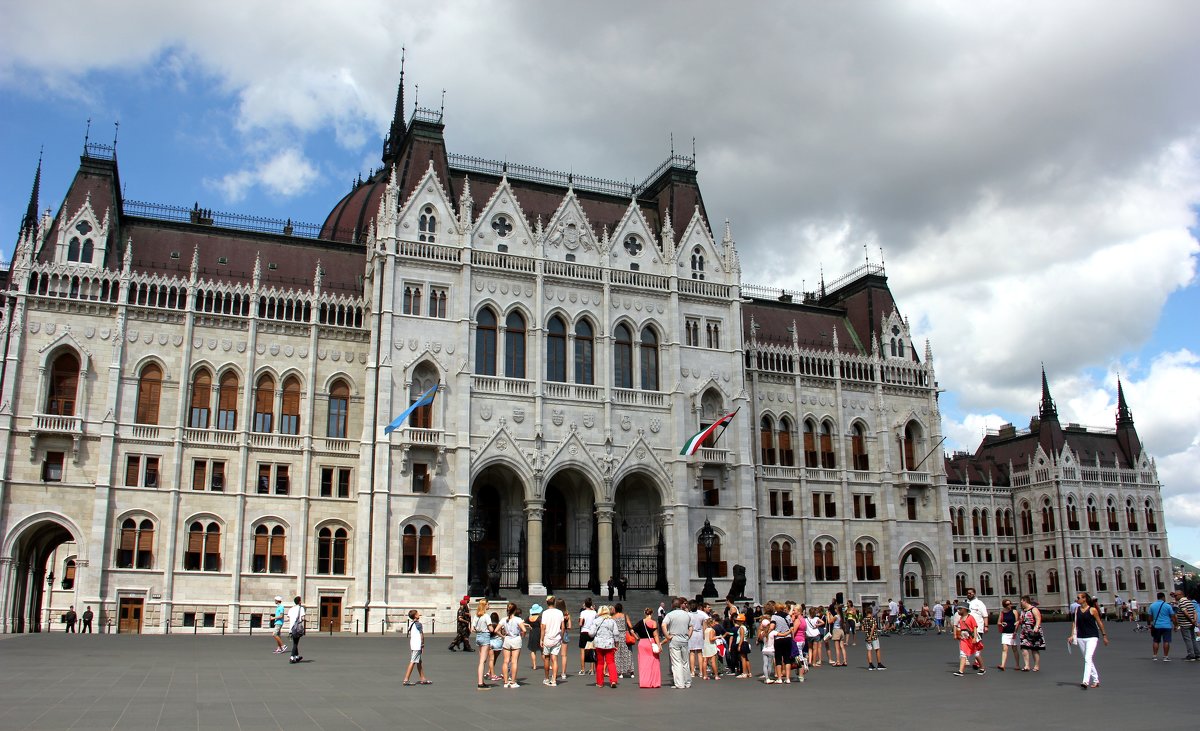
(470, 464, 526, 591)
(613, 472, 667, 592)
(542, 468, 597, 593)
(5, 517, 79, 633)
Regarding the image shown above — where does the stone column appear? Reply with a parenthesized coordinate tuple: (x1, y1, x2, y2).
(596, 502, 615, 588)
(0, 558, 12, 633)
(525, 500, 545, 596)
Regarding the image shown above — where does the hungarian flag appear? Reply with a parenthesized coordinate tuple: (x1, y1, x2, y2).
(679, 408, 738, 456)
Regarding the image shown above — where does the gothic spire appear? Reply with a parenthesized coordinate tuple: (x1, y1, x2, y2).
(1038, 365, 1058, 422)
(382, 48, 407, 164)
(20, 151, 42, 238)
(1116, 376, 1134, 427)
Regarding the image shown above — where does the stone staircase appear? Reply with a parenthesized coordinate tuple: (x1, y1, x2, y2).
(469, 588, 672, 616)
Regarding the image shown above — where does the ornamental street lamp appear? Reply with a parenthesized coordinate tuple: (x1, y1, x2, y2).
(467, 508, 487, 597)
(700, 518, 718, 598)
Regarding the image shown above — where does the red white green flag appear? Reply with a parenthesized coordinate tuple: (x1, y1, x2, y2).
(679, 408, 738, 456)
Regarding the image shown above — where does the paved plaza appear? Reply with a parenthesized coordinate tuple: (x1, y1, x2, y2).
(0, 622, 1196, 730)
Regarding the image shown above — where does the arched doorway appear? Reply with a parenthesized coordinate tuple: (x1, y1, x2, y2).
(613, 471, 667, 592)
(542, 468, 597, 593)
(6, 518, 78, 633)
(898, 543, 938, 607)
(470, 464, 526, 592)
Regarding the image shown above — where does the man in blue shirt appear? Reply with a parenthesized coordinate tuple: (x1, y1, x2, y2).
(1147, 592, 1176, 661)
(272, 596, 287, 654)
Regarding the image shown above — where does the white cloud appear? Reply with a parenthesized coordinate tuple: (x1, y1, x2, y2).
(208, 148, 318, 203)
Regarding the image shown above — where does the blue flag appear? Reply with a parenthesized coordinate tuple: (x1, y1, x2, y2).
(383, 385, 437, 434)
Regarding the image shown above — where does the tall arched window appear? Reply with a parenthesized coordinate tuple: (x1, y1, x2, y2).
(574, 320, 594, 384)
(1047, 569, 1061, 594)
(1086, 497, 1098, 531)
(690, 246, 705, 280)
(956, 573, 968, 596)
(819, 420, 835, 468)
(135, 363, 163, 424)
(47, 351, 80, 416)
(972, 509, 981, 536)
(1003, 572, 1016, 595)
(814, 540, 839, 581)
(216, 371, 239, 430)
(614, 324, 633, 389)
(1094, 568, 1107, 591)
(190, 369, 212, 428)
(950, 507, 960, 536)
(1020, 502, 1033, 535)
(327, 379, 349, 438)
(1135, 567, 1145, 591)
(770, 539, 797, 581)
(901, 421, 920, 470)
(253, 525, 286, 573)
(851, 422, 869, 470)
(855, 540, 880, 580)
(1126, 498, 1139, 531)
(904, 573, 919, 598)
(546, 316, 567, 382)
(778, 417, 794, 466)
(1074, 567, 1086, 592)
(418, 205, 437, 242)
(117, 518, 154, 569)
(253, 373, 275, 432)
(980, 572, 994, 596)
(1116, 567, 1126, 591)
(980, 509, 990, 537)
(803, 419, 818, 468)
(759, 416, 775, 465)
(1041, 498, 1056, 533)
(1154, 567, 1164, 590)
(402, 524, 437, 574)
(504, 311, 527, 379)
(409, 364, 438, 429)
(956, 507, 966, 537)
(81, 239, 94, 263)
(1106, 497, 1119, 531)
(317, 527, 348, 575)
(67, 237, 81, 261)
(475, 308, 497, 376)
(1145, 500, 1158, 532)
(184, 521, 221, 571)
(280, 376, 301, 435)
(639, 327, 659, 390)
(1066, 497, 1080, 531)
(1025, 571, 1037, 595)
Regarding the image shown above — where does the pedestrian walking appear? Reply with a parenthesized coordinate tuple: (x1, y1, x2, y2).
(953, 605, 985, 677)
(271, 596, 286, 654)
(402, 609, 432, 686)
(1068, 593, 1108, 689)
(449, 597, 472, 652)
(862, 606, 885, 670)
(286, 596, 305, 664)
(996, 599, 1018, 670)
(1017, 595, 1044, 671)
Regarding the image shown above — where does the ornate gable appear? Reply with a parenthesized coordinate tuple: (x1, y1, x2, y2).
(470, 175, 535, 253)
(608, 198, 665, 274)
(54, 193, 110, 268)
(472, 423, 534, 480)
(396, 161, 461, 245)
(609, 434, 673, 502)
(881, 307, 913, 360)
(542, 187, 601, 265)
(542, 428, 604, 485)
(672, 206, 723, 282)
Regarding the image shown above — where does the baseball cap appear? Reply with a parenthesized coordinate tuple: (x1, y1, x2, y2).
(274, 596, 283, 602)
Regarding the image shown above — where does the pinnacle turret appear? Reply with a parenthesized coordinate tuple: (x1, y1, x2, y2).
(20, 152, 41, 238)
(1116, 377, 1134, 428)
(1039, 366, 1058, 422)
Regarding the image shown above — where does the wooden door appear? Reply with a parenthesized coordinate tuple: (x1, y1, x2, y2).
(118, 598, 143, 634)
(319, 596, 341, 632)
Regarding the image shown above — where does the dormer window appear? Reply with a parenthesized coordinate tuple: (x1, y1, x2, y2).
(690, 246, 705, 280)
(418, 206, 437, 243)
(889, 325, 906, 358)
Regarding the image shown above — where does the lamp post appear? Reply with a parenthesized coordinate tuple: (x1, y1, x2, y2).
(467, 508, 486, 597)
(45, 571, 55, 633)
(699, 518, 718, 598)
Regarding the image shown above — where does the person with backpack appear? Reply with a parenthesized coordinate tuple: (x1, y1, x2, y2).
(286, 596, 305, 664)
(402, 609, 432, 686)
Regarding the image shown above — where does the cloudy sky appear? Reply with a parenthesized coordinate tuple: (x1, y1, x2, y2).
(2, 1, 1198, 560)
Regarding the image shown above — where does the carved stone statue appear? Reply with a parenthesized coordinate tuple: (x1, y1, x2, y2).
(727, 563, 748, 601)
(486, 558, 502, 599)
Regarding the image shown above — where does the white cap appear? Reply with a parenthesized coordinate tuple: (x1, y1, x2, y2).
(274, 596, 283, 602)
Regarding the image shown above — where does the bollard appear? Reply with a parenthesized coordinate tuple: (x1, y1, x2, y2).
(221, 621, 226, 636)
(355, 619, 359, 635)
(193, 621, 198, 635)
(249, 621, 253, 637)
(382, 618, 386, 635)
(166, 619, 171, 635)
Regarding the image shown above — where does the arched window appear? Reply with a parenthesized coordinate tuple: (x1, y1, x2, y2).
(418, 205, 437, 242)
(574, 320, 594, 384)
(803, 419, 818, 468)
(1086, 497, 1099, 531)
(814, 540, 839, 581)
(1115, 568, 1126, 591)
(851, 422, 869, 470)
(1020, 502, 1033, 535)
(980, 573, 994, 596)
(409, 364, 438, 429)
(504, 311, 526, 379)
(253, 525, 286, 573)
(901, 421, 920, 470)
(117, 518, 154, 569)
(135, 363, 163, 424)
(956, 507, 966, 537)
(819, 420, 835, 468)
(1041, 498, 1056, 533)
(995, 509, 1004, 537)
(1145, 500, 1158, 532)
(1073, 567, 1086, 592)
(950, 507, 959, 536)
(475, 308, 497, 376)
(1025, 571, 1037, 595)
(1094, 568, 1107, 592)
(855, 540, 880, 581)
(955, 573, 968, 597)
(190, 369, 212, 428)
(317, 527, 348, 575)
(1066, 496, 1079, 531)
(280, 376, 301, 435)
(778, 417, 794, 466)
(770, 539, 797, 581)
(639, 327, 659, 390)
(67, 237, 81, 261)
(696, 533, 727, 578)
(980, 509, 990, 537)
(62, 559, 76, 590)
(972, 509, 981, 536)
(904, 573, 919, 598)
(690, 246, 705, 280)
(1106, 497, 1119, 531)
(1047, 569, 1061, 594)
(216, 371, 239, 430)
(1126, 498, 1139, 531)
(614, 324, 633, 389)
(760, 416, 776, 465)
(47, 351, 80, 416)
(546, 316, 567, 382)
(1003, 572, 1017, 595)
(184, 521, 221, 571)
(327, 379, 349, 438)
(1135, 567, 1146, 591)
(81, 238, 94, 263)
(253, 373, 275, 433)
(401, 524, 437, 574)
(1154, 567, 1164, 591)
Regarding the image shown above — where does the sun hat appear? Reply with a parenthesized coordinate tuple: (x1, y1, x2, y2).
(530, 603, 544, 615)
(274, 596, 283, 602)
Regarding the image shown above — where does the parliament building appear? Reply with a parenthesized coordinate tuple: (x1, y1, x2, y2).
(0, 74, 1173, 633)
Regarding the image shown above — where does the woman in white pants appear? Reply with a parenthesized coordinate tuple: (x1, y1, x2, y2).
(1068, 592, 1109, 689)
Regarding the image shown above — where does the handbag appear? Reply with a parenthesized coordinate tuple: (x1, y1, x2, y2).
(626, 628, 638, 645)
(290, 615, 306, 637)
(651, 641, 661, 655)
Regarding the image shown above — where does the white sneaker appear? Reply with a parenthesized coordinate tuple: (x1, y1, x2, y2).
(542, 679, 550, 685)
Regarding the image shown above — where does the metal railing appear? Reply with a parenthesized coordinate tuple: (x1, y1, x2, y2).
(123, 200, 346, 241)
